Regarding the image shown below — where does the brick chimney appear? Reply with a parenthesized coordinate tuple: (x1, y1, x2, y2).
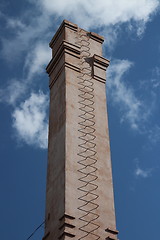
(42, 20, 118, 240)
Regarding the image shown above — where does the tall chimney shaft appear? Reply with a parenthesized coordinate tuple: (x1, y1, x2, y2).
(43, 20, 118, 240)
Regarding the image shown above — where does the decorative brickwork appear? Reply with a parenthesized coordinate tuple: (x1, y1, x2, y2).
(43, 20, 118, 240)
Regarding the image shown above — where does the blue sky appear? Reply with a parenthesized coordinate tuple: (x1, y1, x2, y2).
(0, 0, 160, 239)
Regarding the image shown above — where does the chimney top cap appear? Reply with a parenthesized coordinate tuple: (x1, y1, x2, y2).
(49, 19, 104, 48)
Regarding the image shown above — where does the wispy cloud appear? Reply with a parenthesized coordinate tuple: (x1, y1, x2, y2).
(140, 66, 160, 90)
(0, 42, 51, 106)
(148, 125, 160, 144)
(107, 59, 150, 130)
(151, 66, 160, 88)
(12, 92, 49, 149)
(6, 18, 26, 29)
(107, 59, 160, 149)
(24, 42, 51, 80)
(100, 25, 121, 52)
(135, 167, 152, 178)
(0, 11, 51, 62)
(133, 158, 155, 179)
(0, 79, 26, 106)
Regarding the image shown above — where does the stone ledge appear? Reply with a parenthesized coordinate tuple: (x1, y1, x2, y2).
(92, 54, 110, 83)
(58, 214, 76, 239)
(106, 237, 118, 240)
(50, 20, 78, 49)
(49, 62, 80, 89)
(90, 31, 104, 43)
(46, 40, 80, 76)
(105, 227, 119, 235)
(93, 54, 110, 68)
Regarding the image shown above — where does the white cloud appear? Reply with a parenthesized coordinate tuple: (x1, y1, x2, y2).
(24, 42, 51, 80)
(134, 158, 153, 179)
(107, 59, 149, 130)
(0, 79, 26, 106)
(1, 11, 51, 61)
(39, 0, 159, 31)
(107, 60, 160, 144)
(0, 42, 51, 105)
(12, 92, 48, 149)
(148, 125, 160, 144)
(6, 18, 25, 29)
(151, 67, 160, 88)
(135, 167, 152, 178)
(100, 25, 121, 51)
